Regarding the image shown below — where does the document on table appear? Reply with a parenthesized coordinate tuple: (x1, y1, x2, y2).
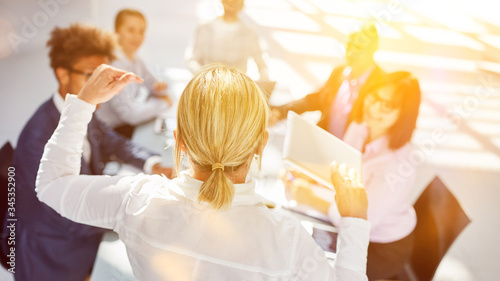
(282, 111, 362, 190)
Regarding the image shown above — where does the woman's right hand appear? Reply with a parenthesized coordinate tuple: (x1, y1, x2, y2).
(77, 64, 143, 105)
(331, 162, 368, 220)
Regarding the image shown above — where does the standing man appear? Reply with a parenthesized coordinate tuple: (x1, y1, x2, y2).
(10, 24, 167, 281)
(271, 23, 385, 139)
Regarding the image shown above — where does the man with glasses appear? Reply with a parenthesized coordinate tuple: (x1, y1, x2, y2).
(8, 24, 168, 281)
(270, 22, 386, 139)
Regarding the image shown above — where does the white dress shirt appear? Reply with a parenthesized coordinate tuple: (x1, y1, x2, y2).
(52, 93, 91, 164)
(329, 122, 417, 243)
(96, 50, 168, 128)
(36, 95, 370, 281)
(186, 17, 269, 80)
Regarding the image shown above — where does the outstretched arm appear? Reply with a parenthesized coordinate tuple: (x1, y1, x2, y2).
(36, 65, 146, 229)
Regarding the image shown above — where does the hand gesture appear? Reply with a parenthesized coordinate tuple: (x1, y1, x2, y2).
(153, 81, 168, 93)
(77, 64, 143, 105)
(331, 162, 368, 220)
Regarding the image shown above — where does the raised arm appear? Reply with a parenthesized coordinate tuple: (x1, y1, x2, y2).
(185, 24, 205, 74)
(35, 65, 145, 228)
(248, 30, 269, 81)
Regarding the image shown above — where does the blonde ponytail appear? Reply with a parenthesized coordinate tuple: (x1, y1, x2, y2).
(198, 167, 235, 210)
(174, 64, 269, 210)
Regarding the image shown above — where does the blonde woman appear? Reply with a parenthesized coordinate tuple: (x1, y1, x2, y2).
(35, 64, 369, 280)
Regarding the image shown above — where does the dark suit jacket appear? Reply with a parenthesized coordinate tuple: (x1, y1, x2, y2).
(276, 64, 385, 133)
(12, 97, 154, 281)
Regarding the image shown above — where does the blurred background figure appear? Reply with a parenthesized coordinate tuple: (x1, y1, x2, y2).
(96, 9, 173, 139)
(270, 23, 385, 139)
(185, 0, 269, 80)
(284, 71, 422, 280)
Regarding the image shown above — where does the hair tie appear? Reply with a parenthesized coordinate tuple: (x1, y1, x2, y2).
(212, 163, 224, 171)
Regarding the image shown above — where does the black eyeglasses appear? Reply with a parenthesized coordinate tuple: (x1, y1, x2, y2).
(365, 92, 399, 113)
(68, 68, 93, 80)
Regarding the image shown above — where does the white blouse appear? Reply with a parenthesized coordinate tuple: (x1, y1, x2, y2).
(186, 18, 269, 80)
(36, 95, 370, 280)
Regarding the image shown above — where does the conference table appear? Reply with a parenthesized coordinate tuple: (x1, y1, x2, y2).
(89, 69, 337, 281)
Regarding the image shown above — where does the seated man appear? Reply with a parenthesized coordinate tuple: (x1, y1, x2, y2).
(271, 23, 385, 139)
(10, 24, 169, 281)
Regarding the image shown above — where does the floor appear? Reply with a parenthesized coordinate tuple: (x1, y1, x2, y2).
(1, 0, 500, 280)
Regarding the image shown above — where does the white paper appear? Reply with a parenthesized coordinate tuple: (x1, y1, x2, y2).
(283, 111, 362, 190)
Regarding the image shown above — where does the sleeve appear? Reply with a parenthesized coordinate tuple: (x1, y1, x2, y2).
(293, 218, 370, 280)
(248, 30, 269, 80)
(274, 66, 342, 118)
(92, 118, 157, 171)
(35, 94, 152, 229)
(185, 24, 205, 74)
(100, 87, 168, 126)
(273, 92, 322, 118)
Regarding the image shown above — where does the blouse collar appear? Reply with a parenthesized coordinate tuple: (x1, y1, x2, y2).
(171, 170, 265, 207)
(363, 136, 391, 160)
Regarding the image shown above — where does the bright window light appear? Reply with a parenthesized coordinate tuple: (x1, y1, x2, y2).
(244, 0, 293, 10)
(271, 30, 344, 58)
(375, 50, 477, 72)
(428, 149, 500, 172)
(245, 8, 321, 32)
(287, 0, 319, 14)
(404, 1, 487, 34)
(267, 58, 312, 101)
(307, 0, 368, 18)
(419, 80, 477, 95)
(305, 62, 337, 83)
(468, 121, 500, 136)
(403, 25, 484, 51)
(452, 0, 500, 30)
(324, 15, 402, 39)
(413, 130, 483, 150)
(479, 35, 500, 51)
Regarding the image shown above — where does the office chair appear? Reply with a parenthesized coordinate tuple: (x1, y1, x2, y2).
(399, 177, 471, 281)
(0, 141, 14, 270)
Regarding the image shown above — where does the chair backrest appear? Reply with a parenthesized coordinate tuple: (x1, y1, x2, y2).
(0, 141, 14, 270)
(404, 177, 470, 281)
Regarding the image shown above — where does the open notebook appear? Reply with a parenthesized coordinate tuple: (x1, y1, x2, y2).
(282, 111, 362, 190)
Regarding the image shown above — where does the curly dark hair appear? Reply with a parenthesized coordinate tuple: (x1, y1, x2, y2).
(47, 23, 116, 70)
